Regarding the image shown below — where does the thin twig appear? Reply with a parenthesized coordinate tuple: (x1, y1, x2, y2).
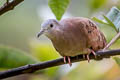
(103, 32, 120, 50)
(0, 49, 120, 79)
(0, 0, 24, 16)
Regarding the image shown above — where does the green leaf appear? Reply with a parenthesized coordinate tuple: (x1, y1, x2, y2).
(0, 45, 38, 69)
(106, 6, 120, 22)
(92, 17, 109, 25)
(114, 57, 120, 66)
(106, 7, 120, 30)
(48, 0, 70, 20)
(103, 15, 118, 32)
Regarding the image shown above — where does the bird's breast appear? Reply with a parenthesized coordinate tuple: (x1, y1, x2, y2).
(50, 26, 87, 56)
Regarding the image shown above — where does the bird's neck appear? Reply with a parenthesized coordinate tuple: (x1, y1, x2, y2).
(45, 27, 62, 41)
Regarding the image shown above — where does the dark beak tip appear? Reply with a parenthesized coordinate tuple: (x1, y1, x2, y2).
(36, 29, 44, 38)
(36, 33, 40, 38)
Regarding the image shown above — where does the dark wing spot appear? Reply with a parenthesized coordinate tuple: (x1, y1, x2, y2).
(88, 20, 97, 28)
(90, 47, 93, 49)
(88, 30, 91, 33)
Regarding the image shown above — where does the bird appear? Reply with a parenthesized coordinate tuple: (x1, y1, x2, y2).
(37, 17, 107, 66)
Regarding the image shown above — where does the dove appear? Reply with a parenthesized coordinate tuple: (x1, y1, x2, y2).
(37, 17, 106, 66)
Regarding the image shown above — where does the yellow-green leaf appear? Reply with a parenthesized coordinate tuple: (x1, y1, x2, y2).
(92, 17, 109, 25)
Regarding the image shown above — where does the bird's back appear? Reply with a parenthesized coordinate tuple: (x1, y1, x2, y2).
(52, 17, 106, 56)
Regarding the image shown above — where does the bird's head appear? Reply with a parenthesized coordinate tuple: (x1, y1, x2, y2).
(37, 19, 59, 38)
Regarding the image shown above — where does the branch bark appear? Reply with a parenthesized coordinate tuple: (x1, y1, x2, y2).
(0, 0, 24, 16)
(0, 49, 120, 79)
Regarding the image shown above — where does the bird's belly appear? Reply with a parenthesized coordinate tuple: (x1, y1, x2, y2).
(61, 46, 86, 57)
(63, 50, 85, 57)
(57, 39, 87, 57)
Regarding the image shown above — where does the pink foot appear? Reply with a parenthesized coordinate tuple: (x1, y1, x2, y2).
(91, 50, 96, 58)
(87, 54, 90, 62)
(63, 56, 72, 67)
(67, 56, 72, 67)
(64, 56, 66, 63)
(86, 49, 96, 62)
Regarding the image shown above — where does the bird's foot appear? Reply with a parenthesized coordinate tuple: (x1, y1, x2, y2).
(86, 54, 90, 63)
(63, 56, 66, 63)
(63, 56, 72, 67)
(85, 49, 96, 62)
(91, 50, 96, 58)
(67, 56, 72, 67)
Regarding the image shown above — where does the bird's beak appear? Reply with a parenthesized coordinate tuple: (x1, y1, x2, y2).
(37, 29, 45, 38)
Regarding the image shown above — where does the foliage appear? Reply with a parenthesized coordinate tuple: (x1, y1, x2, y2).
(103, 15, 118, 32)
(0, 45, 38, 69)
(92, 7, 120, 33)
(48, 0, 70, 20)
(92, 17, 109, 25)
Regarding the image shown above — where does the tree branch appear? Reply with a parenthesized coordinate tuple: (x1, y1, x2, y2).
(103, 32, 120, 50)
(0, 49, 120, 79)
(0, 0, 24, 16)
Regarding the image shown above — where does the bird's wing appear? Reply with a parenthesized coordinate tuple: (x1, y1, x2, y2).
(60, 17, 107, 51)
(84, 19, 107, 51)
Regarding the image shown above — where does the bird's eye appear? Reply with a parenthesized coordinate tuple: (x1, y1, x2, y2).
(50, 24, 53, 28)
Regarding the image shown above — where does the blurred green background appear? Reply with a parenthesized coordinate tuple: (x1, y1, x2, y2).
(0, 0, 120, 80)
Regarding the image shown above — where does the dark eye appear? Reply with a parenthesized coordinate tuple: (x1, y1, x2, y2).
(50, 24, 53, 28)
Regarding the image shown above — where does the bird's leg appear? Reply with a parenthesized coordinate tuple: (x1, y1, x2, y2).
(86, 49, 96, 62)
(63, 56, 66, 63)
(91, 50, 96, 58)
(63, 56, 72, 66)
(67, 56, 72, 67)
(86, 54, 90, 62)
